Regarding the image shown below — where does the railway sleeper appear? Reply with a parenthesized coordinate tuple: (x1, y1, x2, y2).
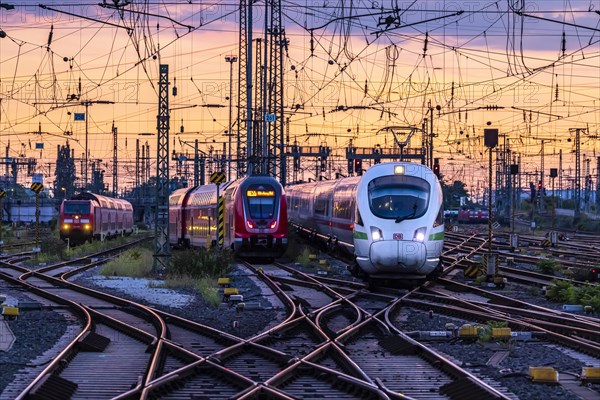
(26, 374, 78, 400)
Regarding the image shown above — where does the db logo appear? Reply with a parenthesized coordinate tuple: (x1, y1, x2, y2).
(393, 233, 403, 240)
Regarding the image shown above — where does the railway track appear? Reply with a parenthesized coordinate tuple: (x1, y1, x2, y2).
(3, 227, 600, 399)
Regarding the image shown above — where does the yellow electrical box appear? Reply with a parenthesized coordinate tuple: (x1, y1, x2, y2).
(319, 259, 329, 266)
(529, 367, 559, 383)
(217, 277, 230, 287)
(582, 367, 600, 382)
(2, 306, 19, 319)
(308, 254, 317, 261)
(223, 288, 239, 297)
(458, 324, 478, 338)
(492, 327, 512, 339)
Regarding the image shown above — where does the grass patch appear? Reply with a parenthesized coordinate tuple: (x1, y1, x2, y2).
(196, 277, 221, 307)
(100, 248, 153, 277)
(166, 247, 236, 307)
(170, 247, 234, 278)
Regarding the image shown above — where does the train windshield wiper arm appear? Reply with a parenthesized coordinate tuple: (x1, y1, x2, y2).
(395, 204, 417, 223)
(395, 210, 416, 223)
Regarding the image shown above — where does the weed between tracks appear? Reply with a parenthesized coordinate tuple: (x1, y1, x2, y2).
(101, 248, 153, 277)
(545, 280, 600, 310)
(101, 246, 234, 308)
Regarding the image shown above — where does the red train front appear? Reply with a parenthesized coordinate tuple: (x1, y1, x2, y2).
(169, 175, 288, 258)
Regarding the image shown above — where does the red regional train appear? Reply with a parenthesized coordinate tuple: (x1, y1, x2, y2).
(59, 193, 134, 243)
(169, 175, 288, 258)
(457, 208, 489, 224)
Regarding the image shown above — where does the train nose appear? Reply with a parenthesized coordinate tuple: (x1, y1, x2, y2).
(369, 240, 427, 271)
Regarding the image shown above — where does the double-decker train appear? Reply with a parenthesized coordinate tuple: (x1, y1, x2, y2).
(286, 162, 444, 280)
(169, 175, 288, 258)
(59, 193, 134, 243)
(457, 208, 489, 224)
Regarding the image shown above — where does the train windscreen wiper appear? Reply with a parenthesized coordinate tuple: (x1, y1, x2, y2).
(395, 204, 417, 223)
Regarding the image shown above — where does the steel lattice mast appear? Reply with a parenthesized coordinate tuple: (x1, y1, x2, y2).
(112, 122, 118, 196)
(267, 0, 286, 185)
(153, 64, 171, 274)
(237, 0, 249, 178)
(254, 38, 264, 173)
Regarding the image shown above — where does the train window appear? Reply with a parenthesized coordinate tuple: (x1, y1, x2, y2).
(246, 184, 276, 219)
(368, 175, 430, 220)
(314, 193, 329, 216)
(433, 205, 444, 227)
(63, 202, 90, 214)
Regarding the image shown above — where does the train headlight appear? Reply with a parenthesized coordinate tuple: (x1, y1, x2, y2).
(413, 227, 427, 242)
(62, 224, 70, 230)
(269, 220, 277, 229)
(84, 224, 91, 230)
(246, 220, 255, 229)
(370, 226, 383, 241)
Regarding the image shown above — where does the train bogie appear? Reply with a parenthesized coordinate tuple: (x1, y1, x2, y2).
(287, 162, 444, 280)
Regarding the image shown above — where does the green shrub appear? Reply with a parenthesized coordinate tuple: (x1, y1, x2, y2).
(537, 258, 560, 275)
(170, 247, 233, 278)
(546, 280, 577, 303)
(296, 248, 314, 268)
(40, 235, 68, 260)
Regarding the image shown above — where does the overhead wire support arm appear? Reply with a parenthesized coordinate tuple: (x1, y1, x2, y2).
(99, 2, 196, 32)
(38, 4, 132, 33)
(516, 10, 600, 32)
(371, 10, 464, 36)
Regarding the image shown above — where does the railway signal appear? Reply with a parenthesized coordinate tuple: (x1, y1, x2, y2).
(433, 158, 440, 178)
(354, 159, 362, 175)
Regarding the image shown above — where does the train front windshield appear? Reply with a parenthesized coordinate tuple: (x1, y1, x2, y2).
(63, 202, 90, 214)
(368, 175, 430, 220)
(246, 185, 276, 219)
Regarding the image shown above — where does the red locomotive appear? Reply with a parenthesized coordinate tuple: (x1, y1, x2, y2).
(169, 175, 288, 258)
(59, 193, 134, 243)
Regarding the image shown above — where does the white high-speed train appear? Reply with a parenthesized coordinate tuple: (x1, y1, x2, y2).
(286, 162, 444, 280)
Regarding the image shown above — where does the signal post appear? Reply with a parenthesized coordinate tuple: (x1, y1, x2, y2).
(30, 182, 44, 254)
(484, 129, 505, 288)
(0, 189, 5, 249)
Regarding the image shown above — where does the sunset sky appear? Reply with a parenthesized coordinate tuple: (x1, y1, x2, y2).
(1, 1, 600, 195)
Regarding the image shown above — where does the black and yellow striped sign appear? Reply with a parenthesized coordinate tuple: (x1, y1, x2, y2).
(210, 171, 226, 184)
(217, 196, 225, 247)
(30, 182, 44, 193)
(541, 239, 551, 248)
(464, 264, 480, 278)
(0, 189, 6, 198)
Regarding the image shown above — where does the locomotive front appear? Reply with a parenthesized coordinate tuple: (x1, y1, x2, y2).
(353, 163, 444, 279)
(60, 200, 94, 242)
